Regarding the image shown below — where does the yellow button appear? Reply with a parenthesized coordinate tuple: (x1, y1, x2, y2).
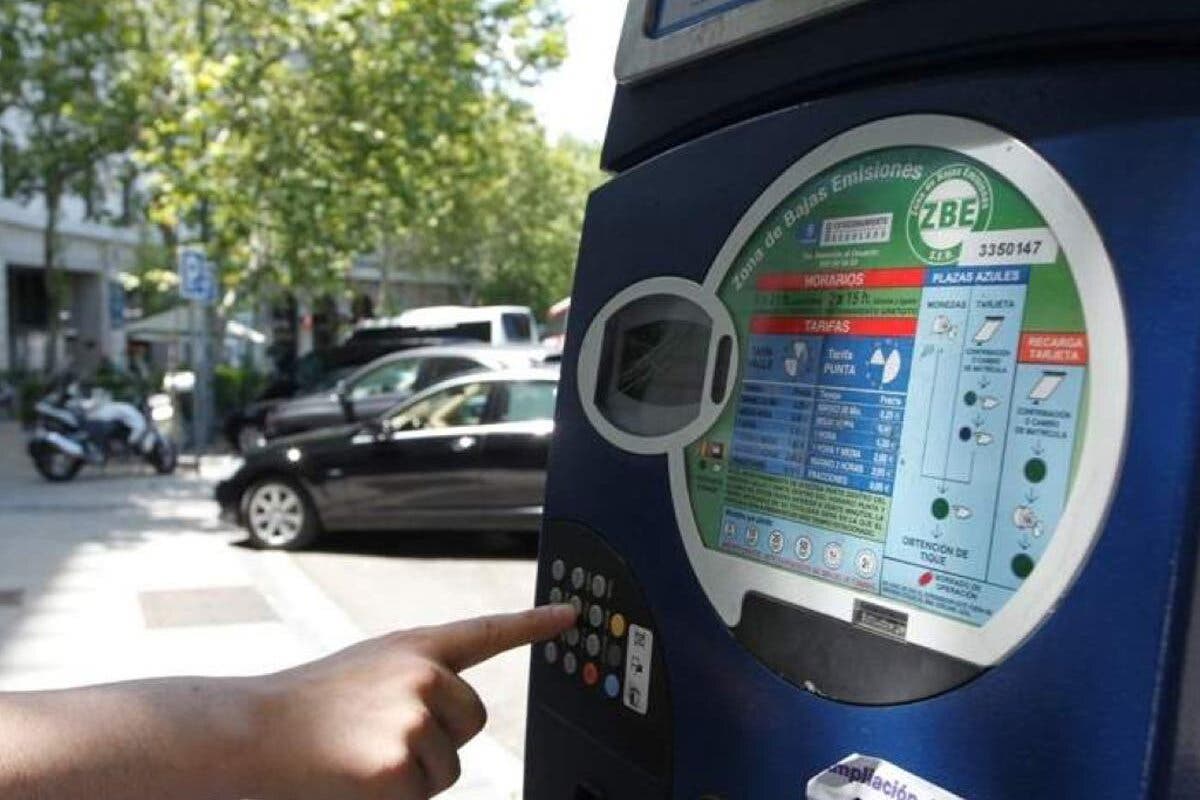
(609, 613, 627, 639)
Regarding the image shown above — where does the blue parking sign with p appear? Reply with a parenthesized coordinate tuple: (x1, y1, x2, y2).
(179, 249, 217, 304)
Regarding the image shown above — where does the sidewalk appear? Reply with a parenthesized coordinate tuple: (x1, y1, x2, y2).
(0, 422, 523, 798)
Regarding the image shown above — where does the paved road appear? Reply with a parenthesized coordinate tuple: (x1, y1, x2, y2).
(0, 421, 538, 796)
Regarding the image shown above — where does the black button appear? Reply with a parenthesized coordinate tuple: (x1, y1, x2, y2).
(606, 643, 623, 668)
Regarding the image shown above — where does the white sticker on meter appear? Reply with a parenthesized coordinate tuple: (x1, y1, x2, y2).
(958, 226, 1059, 266)
(807, 754, 964, 800)
(622, 624, 653, 715)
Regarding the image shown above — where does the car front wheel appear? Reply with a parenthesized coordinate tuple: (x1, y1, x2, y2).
(243, 479, 319, 550)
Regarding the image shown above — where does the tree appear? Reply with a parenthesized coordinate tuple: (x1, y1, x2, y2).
(0, 1, 143, 374)
(132, 0, 571, 314)
(478, 132, 605, 316)
(412, 101, 605, 317)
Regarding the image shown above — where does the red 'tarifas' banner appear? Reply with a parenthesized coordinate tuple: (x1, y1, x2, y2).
(751, 316, 918, 337)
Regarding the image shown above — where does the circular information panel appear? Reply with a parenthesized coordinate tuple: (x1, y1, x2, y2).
(686, 136, 1096, 630)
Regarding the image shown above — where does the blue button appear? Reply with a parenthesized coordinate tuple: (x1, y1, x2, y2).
(604, 674, 620, 699)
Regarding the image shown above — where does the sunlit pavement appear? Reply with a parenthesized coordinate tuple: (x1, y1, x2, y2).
(0, 421, 535, 798)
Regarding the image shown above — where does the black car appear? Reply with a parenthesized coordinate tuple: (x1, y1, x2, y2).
(262, 344, 545, 441)
(216, 368, 558, 550)
(222, 333, 465, 453)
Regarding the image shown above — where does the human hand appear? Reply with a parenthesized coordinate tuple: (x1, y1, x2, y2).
(249, 604, 576, 800)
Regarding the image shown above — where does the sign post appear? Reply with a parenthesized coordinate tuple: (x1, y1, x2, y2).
(178, 249, 218, 453)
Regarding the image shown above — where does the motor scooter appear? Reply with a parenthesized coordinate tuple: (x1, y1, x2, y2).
(28, 380, 178, 482)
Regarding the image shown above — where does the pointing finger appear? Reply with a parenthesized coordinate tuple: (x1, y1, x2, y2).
(412, 604, 577, 672)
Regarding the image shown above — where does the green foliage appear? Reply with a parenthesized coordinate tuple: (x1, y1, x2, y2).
(427, 124, 604, 317)
(92, 362, 141, 402)
(2, 371, 50, 427)
(0, 0, 144, 373)
(131, 0, 583, 313)
(2, 0, 603, 333)
(213, 364, 267, 419)
(0, 2, 141, 199)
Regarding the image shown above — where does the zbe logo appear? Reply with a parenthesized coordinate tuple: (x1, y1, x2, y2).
(906, 163, 993, 264)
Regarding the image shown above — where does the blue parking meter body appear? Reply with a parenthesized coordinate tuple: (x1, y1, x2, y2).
(525, 2, 1200, 798)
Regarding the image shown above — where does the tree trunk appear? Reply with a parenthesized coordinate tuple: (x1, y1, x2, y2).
(378, 234, 392, 316)
(42, 178, 63, 376)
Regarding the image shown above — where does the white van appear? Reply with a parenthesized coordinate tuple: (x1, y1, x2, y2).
(355, 305, 538, 346)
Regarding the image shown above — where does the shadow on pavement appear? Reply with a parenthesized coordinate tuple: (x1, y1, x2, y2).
(0, 422, 243, 657)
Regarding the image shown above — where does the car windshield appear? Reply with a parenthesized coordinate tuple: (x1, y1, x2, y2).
(387, 382, 489, 431)
(350, 358, 420, 399)
(502, 313, 533, 343)
(312, 366, 356, 392)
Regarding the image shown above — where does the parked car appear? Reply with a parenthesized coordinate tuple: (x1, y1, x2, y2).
(353, 305, 538, 347)
(222, 333, 459, 452)
(541, 297, 570, 360)
(216, 367, 559, 550)
(262, 343, 546, 440)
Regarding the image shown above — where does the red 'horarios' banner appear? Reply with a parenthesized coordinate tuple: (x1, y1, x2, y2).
(756, 267, 926, 292)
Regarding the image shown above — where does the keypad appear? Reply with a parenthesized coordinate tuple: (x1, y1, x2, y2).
(542, 555, 638, 712)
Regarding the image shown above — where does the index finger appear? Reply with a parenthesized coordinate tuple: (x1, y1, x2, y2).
(414, 604, 578, 672)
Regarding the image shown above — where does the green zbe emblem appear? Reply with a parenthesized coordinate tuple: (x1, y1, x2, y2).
(907, 163, 994, 264)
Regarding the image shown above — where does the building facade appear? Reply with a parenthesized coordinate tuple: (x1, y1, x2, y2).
(0, 195, 139, 375)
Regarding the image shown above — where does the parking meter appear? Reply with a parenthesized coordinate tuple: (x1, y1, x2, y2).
(526, 2, 1200, 797)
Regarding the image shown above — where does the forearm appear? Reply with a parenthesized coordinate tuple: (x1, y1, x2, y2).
(0, 606, 576, 800)
(0, 677, 262, 800)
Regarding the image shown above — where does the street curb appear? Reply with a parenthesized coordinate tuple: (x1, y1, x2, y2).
(238, 550, 363, 656)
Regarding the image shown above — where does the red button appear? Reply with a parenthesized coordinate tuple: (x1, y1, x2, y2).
(582, 662, 599, 686)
